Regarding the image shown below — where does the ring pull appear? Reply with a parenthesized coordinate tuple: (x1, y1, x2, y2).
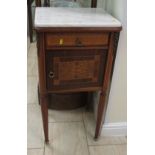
(48, 71, 55, 79)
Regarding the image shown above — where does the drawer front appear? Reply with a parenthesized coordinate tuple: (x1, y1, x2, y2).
(45, 32, 109, 48)
(46, 49, 107, 91)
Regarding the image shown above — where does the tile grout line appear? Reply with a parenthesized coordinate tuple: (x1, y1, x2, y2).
(82, 110, 91, 155)
(27, 147, 44, 149)
(88, 143, 127, 147)
(27, 103, 39, 105)
(27, 75, 38, 77)
(48, 120, 83, 123)
(43, 141, 45, 155)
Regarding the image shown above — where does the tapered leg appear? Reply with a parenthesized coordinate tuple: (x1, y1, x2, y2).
(27, 1, 33, 43)
(37, 85, 40, 105)
(40, 93, 49, 143)
(35, 0, 41, 6)
(94, 91, 106, 139)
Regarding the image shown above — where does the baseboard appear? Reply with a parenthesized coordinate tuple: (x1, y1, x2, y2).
(101, 122, 127, 137)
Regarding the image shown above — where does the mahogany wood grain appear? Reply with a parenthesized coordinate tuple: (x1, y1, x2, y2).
(40, 93, 49, 143)
(45, 46, 108, 50)
(45, 32, 109, 48)
(46, 49, 107, 91)
(35, 27, 122, 32)
(37, 32, 49, 143)
(95, 91, 106, 139)
(47, 86, 102, 93)
(37, 33, 47, 93)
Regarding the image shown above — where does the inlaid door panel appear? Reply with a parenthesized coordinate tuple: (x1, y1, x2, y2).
(46, 49, 107, 91)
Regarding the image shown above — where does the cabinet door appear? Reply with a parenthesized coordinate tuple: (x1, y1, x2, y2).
(46, 49, 107, 92)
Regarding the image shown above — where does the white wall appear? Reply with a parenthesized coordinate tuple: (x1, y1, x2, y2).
(95, 0, 127, 136)
(105, 0, 127, 123)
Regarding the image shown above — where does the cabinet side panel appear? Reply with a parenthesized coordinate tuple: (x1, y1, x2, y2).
(37, 32, 47, 93)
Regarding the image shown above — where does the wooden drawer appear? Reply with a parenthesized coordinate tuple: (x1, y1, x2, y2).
(45, 49, 107, 92)
(45, 32, 109, 48)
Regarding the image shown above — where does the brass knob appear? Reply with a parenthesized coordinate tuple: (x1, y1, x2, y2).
(48, 71, 55, 79)
(59, 38, 63, 45)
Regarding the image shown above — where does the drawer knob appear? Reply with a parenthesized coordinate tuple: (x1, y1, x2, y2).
(75, 38, 82, 46)
(59, 38, 63, 45)
(48, 71, 55, 79)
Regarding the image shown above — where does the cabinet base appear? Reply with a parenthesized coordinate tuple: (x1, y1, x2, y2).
(38, 86, 87, 110)
(48, 93, 87, 110)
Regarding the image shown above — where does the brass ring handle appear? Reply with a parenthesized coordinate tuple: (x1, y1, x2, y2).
(48, 71, 55, 79)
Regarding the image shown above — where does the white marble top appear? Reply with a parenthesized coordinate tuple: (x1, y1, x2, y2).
(34, 7, 121, 28)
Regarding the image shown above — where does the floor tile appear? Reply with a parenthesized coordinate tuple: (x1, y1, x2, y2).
(27, 76, 38, 104)
(48, 108, 83, 123)
(83, 111, 127, 145)
(27, 104, 44, 148)
(27, 148, 44, 155)
(45, 122, 89, 155)
(27, 37, 30, 54)
(89, 145, 127, 155)
(27, 57, 38, 76)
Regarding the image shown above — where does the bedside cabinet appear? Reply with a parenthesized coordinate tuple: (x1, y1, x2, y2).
(35, 8, 122, 142)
